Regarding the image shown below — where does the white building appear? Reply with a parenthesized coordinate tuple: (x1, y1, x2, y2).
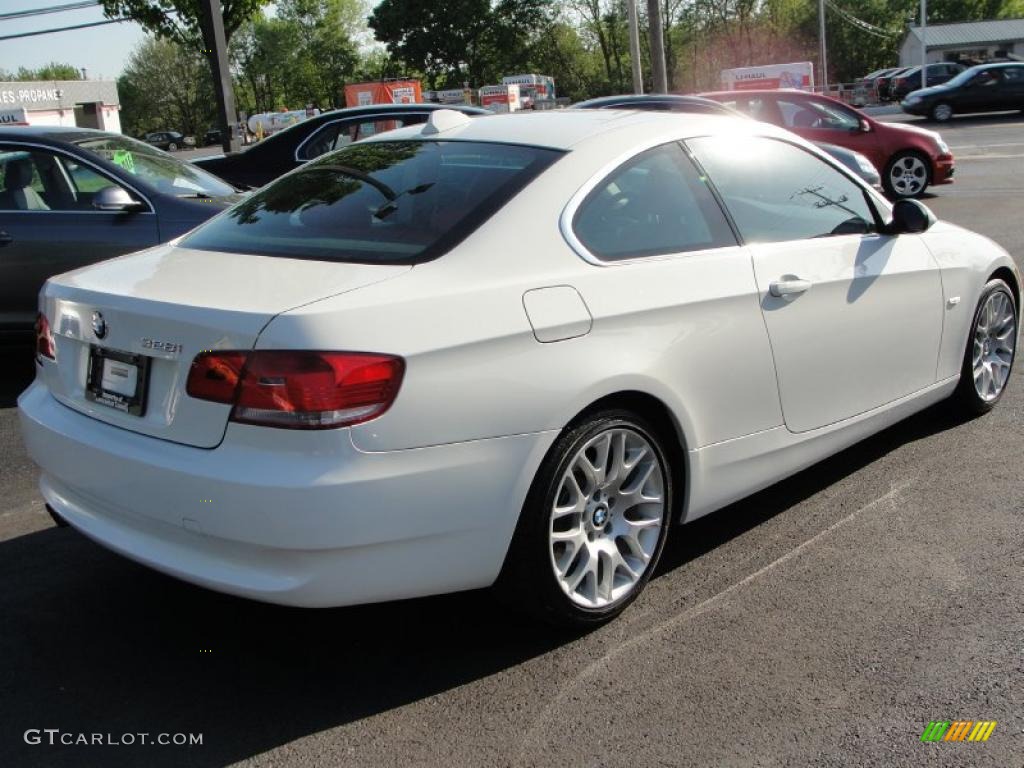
(0, 80, 121, 132)
(900, 19, 1024, 67)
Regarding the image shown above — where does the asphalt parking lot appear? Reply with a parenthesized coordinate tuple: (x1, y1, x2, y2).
(1, 113, 1022, 768)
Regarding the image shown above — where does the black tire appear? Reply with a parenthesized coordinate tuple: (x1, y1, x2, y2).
(496, 409, 675, 627)
(167, 142, 178, 152)
(883, 150, 931, 199)
(951, 278, 1018, 415)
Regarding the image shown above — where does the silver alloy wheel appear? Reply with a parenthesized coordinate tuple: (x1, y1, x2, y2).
(548, 427, 665, 608)
(972, 289, 1017, 401)
(933, 103, 953, 122)
(889, 154, 928, 196)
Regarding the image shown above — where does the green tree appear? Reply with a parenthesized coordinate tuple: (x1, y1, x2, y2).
(369, 0, 551, 88)
(0, 63, 83, 81)
(117, 37, 215, 137)
(99, 0, 270, 49)
(232, 0, 362, 113)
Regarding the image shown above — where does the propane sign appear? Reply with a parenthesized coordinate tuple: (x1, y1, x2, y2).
(721, 62, 814, 91)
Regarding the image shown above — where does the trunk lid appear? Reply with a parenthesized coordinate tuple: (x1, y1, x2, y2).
(40, 243, 410, 448)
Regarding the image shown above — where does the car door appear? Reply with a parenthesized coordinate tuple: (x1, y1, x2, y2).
(566, 140, 783, 446)
(295, 113, 432, 163)
(687, 134, 944, 433)
(1000, 66, 1024, 108)
(957, 68, 1005, 112)
(0, 144, 159, 332)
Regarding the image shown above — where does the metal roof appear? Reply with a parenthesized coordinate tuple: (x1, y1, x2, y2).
(906, 18, 1024, 47)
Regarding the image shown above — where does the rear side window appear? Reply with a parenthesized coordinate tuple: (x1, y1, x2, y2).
(296, 115, 427, 160)
(688, 135, 877, 243)
(183, 140, 561, 264)
(572, 142, 736, 261)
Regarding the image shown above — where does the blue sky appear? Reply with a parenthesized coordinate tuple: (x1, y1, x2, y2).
(1, 1, 147, 80)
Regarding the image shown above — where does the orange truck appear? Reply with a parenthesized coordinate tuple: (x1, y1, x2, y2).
(343, 80, 423, 107)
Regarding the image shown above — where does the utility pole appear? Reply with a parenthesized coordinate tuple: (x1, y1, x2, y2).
(627, 0, 643, 94)
(198, 0, 240, 154)
(818, 0, 828, 92)
(647, 0, 668, 93)
(920, 0, 928, 91)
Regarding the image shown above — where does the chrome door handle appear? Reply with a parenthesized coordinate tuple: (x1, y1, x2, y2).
(0, 231, 12, 247)
(769, 278, 812, 298)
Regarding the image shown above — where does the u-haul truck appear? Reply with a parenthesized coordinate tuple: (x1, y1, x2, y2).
(479, 84, 522, 113)
(720, 62, 814, 91)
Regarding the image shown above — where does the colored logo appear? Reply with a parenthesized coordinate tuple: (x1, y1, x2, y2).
(920, 720, 997, 742)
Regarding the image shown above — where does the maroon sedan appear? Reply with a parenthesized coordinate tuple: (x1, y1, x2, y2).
(700, 89, 955, 198)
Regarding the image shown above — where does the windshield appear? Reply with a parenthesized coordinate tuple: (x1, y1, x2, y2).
(182, 140, 562, 264)
(75, 135, 236, 197)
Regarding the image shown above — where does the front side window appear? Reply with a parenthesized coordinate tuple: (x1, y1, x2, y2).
(0, 146, 138, 211)
(688, 135, 877, 244)
(76, 135, 235, 197)
(776, 97, 860, 132)
(572, 142, 736, 261)
(183, 140, 561, 264)
(297, 116, 426, 160)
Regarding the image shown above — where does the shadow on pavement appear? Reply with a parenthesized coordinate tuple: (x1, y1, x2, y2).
(0, 397, 975, 768)
(0, 344, 34, 408)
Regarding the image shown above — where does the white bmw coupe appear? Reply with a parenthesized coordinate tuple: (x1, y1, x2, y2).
(19, 109, 1019, 626)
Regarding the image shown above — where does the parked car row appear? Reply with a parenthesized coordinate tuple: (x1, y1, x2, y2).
(18, 107, 1020, 626)
(2, 89, 960, 343)
(861, 64, 965, 101)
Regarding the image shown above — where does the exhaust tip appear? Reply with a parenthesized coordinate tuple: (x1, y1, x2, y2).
(45, 504, 69, 528)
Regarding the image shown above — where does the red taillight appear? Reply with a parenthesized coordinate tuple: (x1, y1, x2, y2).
(35, 312, 55, 361)
(186, 351, 404, 429)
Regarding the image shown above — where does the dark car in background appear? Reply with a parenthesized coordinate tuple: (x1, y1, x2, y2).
(890, 62, 966, 101)
(0, 127, 239, 341)
(144, 131, 189, 152)
(573, 93, 882, 188)
(192, 103, 488, 189)
(876, 67, 914, 101)
(901, 62, 1024, 122)
(701, 89, 955, 198)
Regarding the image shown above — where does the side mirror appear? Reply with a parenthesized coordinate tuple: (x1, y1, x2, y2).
(859, 118, 871, 133)
(888, 198, 936, 234)
(92, 186, 142, 212)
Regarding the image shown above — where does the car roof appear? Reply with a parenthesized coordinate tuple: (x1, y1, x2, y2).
(573, 94, 729, 109)
(0, 125, 123, 145)
(362, 108, 769, 151)
(701, 88, 832, 100)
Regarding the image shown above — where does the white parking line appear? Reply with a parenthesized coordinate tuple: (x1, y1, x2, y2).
(956, 153, 1024, 160)
(516, 480, 914, 758)
(949, 142, 1024, 150)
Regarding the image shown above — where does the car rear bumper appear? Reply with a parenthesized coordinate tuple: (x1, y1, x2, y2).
(18, 380, 556, 607)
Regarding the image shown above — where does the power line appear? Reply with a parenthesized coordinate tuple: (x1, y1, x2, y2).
(826, 0, 895, 39)
(0, 18, 124, 42)
(0, 1, 100, 22)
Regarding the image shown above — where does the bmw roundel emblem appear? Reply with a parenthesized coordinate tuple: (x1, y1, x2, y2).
(91, 311, 107, 339)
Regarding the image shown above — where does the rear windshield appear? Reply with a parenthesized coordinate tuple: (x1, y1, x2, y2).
(182, 140, 562, 264)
